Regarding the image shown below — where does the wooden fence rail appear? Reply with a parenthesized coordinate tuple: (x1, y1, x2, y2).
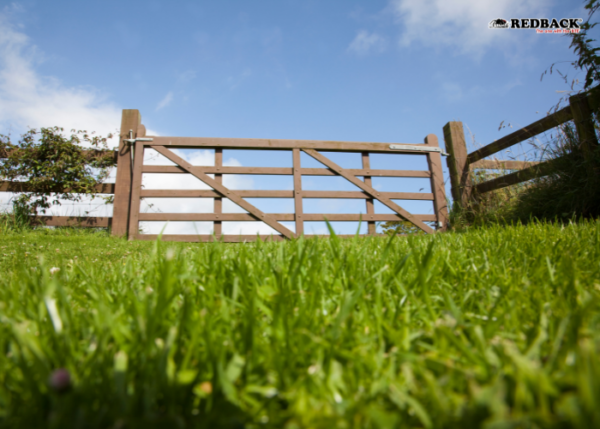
(0, 146, 118, 228)
(444, 88, 600, 210)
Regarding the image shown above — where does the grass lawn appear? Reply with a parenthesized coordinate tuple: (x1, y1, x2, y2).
(0, 221, 599, 428)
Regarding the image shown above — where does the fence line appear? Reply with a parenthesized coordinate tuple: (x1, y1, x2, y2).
(0, 146, 117, 227)
(444, 87, 600, 209)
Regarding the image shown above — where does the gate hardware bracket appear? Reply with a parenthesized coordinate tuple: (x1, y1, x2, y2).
(389, 144, 449, 156)
(124, 130, 154, 145)
(124, 137, 154, 144)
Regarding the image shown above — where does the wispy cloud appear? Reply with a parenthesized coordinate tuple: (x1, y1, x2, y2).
(227, 69, 252, 91)
(347, 30, 387, 55)
(178, 70, 196, 83)
(0, 8, 121, 145)
(437, 77, 522, 103)
(156, 91, 173, 111)
(389, 0, 549, 57)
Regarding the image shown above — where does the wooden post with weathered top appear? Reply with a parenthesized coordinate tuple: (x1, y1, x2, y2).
(112, 109, 141, 237)
(443, 121, 471, 212)
(569, 91, 599, 162)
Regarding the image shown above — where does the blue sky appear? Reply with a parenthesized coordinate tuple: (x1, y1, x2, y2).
(0, 0, 591, 235)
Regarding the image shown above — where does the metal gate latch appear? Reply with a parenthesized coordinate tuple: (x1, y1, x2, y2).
(389, 144, 449, 156)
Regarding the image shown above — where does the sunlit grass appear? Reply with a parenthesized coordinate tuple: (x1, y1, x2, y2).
(1, 221, 600, 428)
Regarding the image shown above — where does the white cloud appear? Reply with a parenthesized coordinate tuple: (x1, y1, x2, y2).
(0, 9, 121, 146)
(389, 0, 548, 56)
(155, 91, 173, 111)
(347, 30, 387, 55)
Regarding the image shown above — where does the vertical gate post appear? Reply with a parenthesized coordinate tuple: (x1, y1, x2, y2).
(361, 152, 376, 235)
(214, 149, 223, 239)
(569, 91, 599, 163)
(443, 121, 471, 211)
(112, 109, 141, 237)
(292, 148, 304, 237)
(127, 141, 145, 240)
(424, 134, 449, 231)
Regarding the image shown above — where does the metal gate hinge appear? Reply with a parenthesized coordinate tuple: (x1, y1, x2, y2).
(124, 130, 153, 144)
(389, 144, 449, 156)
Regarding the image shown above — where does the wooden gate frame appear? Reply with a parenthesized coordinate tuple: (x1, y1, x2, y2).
(112, 110, 448, 241)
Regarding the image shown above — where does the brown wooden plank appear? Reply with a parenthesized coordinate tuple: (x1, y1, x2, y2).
(139, 190, 293, 198)
(425, 134, 449, 231)
(473, 158, 557, 194)
(470, 160, 541, 170)
(292, 148, 304, 236)
(1, 148, 117, 163)
(112, 110, 140, 237)
(443, 122, 471, 210)
(142, 165, 431, 178)
(214, 148, 223, 237)
(362, 152, 376, 235)
(137, 233, 401, 242)
(153, 146, 295, 239)
(138, 234, 288, 242)
(138, 189, 435, 200)
(0, 181, 115, 194)
(138, 213, 436, 222)
(146, 136, 437, 154)
(302, 149, 435, 234)
(467, 106, 573, 164)
(30, 216, 112, 227)
(127, 141, 145, 240)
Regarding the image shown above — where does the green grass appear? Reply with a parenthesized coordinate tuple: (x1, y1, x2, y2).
(1, 222, 600, 428)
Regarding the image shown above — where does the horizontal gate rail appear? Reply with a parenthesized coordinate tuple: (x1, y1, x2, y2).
(145, 136, 443, 154)
(137, 234, 398, 242)
(139, 190, 435, 200)
(138, 214, 437, 222)
(141, 165, 431, 177)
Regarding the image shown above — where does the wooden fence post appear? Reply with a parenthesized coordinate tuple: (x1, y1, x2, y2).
(112, 109, 140, 237)
(424, 134, 449, 231)
(569, 91, 599, 162)
(443, 121, 471, 211)
(214, 149, 223, 239)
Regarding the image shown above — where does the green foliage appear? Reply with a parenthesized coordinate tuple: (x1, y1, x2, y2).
(450, 169, 534, 229)
(511, 122, 600, 221)
(0, 127, 115, 215)
(570, 0, 600, 90)
(380, 220, 425, 236)
(0, 222, 600, 428)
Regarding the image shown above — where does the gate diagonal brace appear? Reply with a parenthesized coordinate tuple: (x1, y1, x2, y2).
(153, 146, 295, 239)
(301, 148, 434, 234)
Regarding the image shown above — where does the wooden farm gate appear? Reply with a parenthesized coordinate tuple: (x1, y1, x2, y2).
(113, 110, 449, 241)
